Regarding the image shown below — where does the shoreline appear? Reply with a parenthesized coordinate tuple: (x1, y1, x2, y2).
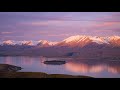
(0, 72, 93, 78)
(0, 64, 93, 78)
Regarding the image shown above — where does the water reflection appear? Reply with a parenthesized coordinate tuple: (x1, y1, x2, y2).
(21, 57, 33, 66)
(65, 62, 106, 73)
(108, 67, 118, 74)
(40, 56, 47, 67)
(65, 59, 120, 74)
(0, 56, 120, 77)
(5, 56, 14, 65)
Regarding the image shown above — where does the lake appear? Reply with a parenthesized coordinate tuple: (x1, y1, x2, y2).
(0, 56, 120, 78)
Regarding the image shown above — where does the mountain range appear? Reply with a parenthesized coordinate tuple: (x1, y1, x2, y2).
(0, 35, 120, 57)
(1, 35, 120, 47)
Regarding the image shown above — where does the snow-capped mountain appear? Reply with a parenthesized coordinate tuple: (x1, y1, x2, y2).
(2, 40, 15, 45)
(0, 35, 120, 47)
(37, 40, 58, 47)
(89, 36, 109, 44)
(21, 41, 33, 46)
(1, 40, 35, 46)
(63, 35, 110, 44)
(108, 36, 120, 47)
(0, 35, 120, 57)
(57, 35, 92, 47)
(57, 35, 120, 47)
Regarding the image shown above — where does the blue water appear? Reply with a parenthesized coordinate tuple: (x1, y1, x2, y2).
(0, 56, 120, 78)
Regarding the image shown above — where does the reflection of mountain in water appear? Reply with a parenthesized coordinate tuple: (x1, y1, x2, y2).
(3, 56, 47, 66)
(21, 57, 33, 66)
(2, 56, 120, 75)
(65, 59, 120, 74)
(4, 56, 34, 66)
(5, 56, 14, 65)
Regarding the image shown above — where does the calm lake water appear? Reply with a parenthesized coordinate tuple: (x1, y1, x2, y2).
(0, 56, 120, 78)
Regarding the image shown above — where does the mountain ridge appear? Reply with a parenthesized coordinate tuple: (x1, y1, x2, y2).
(1, 35, 120, 47)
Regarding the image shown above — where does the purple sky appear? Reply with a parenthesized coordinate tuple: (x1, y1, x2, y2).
(0, 12, 120, 41)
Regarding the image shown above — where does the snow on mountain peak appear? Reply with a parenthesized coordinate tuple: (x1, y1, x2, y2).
(90, 36, 109, 44)
(63, 35, 89, 43)
(1, 35, 120, 47)
(21, 40, 33, 46)
(63, 35, 120, 45)
(37, 40, 58, 46)
(109, 36, 120, 40)
(108, 36, 120, 46)
(3, 40, 15, 45)
(48, 42, 58, 45)
(38, 40, 49, 44)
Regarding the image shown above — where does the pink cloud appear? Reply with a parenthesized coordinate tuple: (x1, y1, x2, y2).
(19, 20, 73, 27)
(39, 31, 49, 35)
(94, 29, 113, 32)
(1, 32, 13, 34)
(93, 13, 120, 29)
(95, 22, 119, 27)
(27, 31, 50, 37)
(47, 34, 71, 37)
(96, 13, 120, 22)
(20, 21, 48, 26)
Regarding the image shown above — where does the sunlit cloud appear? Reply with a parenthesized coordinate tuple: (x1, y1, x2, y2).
(1, 32, 13, 34)
(96, 13, 120, 22)
(19, 20, 66, 27)
(0, 12, 120, 41)
(3, 36, 24, 37)
(39, 31, 49, 35)
(94, 22, 120, 27)
(47, 34, 71, 37)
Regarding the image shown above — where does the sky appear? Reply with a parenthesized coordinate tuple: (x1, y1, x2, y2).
(0, 12, 120, 41)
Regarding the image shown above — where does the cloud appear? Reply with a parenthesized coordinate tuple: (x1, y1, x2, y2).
(94, 29, 113, 32)
(96, 13, 120, 22)
(1, 32, 13, 34)
(19, 20, 66, 28)
(19, 22, 48, 27)
(3, 36, 24, 37)
(19, 20, 79, 28)
(94, 22, 119, 27)
(0, 12, 120, 41)
(47, 34, 71, 37)
(39, 31, 49, 35)
(91, 13, 120, 29)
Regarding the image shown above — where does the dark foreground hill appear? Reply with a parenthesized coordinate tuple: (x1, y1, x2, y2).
(0, 64, 92, 78)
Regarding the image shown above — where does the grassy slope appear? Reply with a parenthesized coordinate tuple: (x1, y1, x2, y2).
(0, 72, 92, 78)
